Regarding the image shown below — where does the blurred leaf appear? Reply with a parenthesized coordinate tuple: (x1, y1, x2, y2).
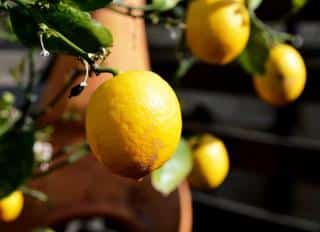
(151, 138, 193, 195)
(238, 22, 270, 75)
(0, 92, 20, 136)
(9, 55, 27, 83)
(0, 15, 18, 43)
(32, 228, 55, 232)
(0, 108, 20, 136)
(292, 0, 308, 12)
(173, 56, 196, 84)
(247, 0, 263, 11)
(152, 0, 181, 11)
(35, 126, 54, 142)
(0, 131, 34, 198)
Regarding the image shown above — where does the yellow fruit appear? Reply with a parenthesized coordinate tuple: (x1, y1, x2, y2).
(186, 0, 250, 64)
(253, 44, 307, 106)
(86, 71, 182, 179)
(0, 191, 24, 222)
(188, 134, 229, 189)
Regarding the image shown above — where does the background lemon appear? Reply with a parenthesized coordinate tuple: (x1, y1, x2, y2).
(186, 0, 250, 64)
(0, 191, 24, 222)
(188, 134, 229, 189)
(86, 71, 182, 179)
(253, 43, 307, 106)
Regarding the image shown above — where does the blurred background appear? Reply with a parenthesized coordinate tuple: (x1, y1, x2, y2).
(149, 0, 320, 231)
(1, 0, 320, 231)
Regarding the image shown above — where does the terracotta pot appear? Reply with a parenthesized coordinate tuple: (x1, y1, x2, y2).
(0, 2, 192, 231)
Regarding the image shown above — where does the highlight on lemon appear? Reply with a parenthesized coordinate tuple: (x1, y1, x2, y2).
(0, 191, 24, 222)
(253, 43, 307, 106)
(186, 0, 250, 65)
(86, 71, 182, 179)
(188, 134, 230, 189)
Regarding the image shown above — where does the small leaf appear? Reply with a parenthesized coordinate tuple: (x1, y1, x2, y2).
(151, 138, 193, 195)
(238, 22, 270, 75)
(292, 0, 308, 12)
(0, 131, 34, 198)
(247, 0, 263, 11)
(173, 56, 197, 83)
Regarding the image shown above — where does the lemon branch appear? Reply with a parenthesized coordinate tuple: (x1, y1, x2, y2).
(108, 5, 185, 28)
(250, 12, 302, 46)
(32, 143, 90, 178)
(36, 64, 118, 117)
(112, 1, 155, 12)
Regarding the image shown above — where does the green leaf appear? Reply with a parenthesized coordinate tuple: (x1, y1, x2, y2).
(0, 92, 21, 136)
(0, 131, 34, 198)
(173, 56, 196, 84)
(152, 0, 181, 11)
(247, 0, 263, 11)
(238, 22, 270, 75)
(151, 138, 192, 195)
(0, 15, 18, 43)
(292, 0, 308, 12)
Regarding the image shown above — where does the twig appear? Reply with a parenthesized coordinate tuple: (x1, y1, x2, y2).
(36, 65, 118, 117)
(37, 69, 84, 117)
(32, 143, 90, 178)
(113, 1, 155, 11)
(20, 186, 48, 202)
(108, 6, 185, 28)
(93, 65, 119, 76)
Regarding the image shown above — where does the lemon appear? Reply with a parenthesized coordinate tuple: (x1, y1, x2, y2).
(0, 191, 24, 222)
(188, 134, 229, 189)
(86, 71, 182, 179)
(253, 44, 307, 106)
(186, 0, 250, 64)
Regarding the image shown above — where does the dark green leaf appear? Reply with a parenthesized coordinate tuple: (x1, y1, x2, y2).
(292, 0, 308, 12)
(0, 131, 34, 198)
(247, 0, 263, 11)
(62, 0, 112, 11)
(173, 56, 196, 84)
(238, 22, 270, 75)
(151, 138, 192, 195)
(0, 15, 18, 43)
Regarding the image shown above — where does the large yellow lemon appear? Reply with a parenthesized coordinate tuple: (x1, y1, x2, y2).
(0, 191, 24, 222)
(86, 71, 182, 179)
(188, 134, 229, 189)
(253, 44, 307, 106)
(186, 0, 250, 64)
